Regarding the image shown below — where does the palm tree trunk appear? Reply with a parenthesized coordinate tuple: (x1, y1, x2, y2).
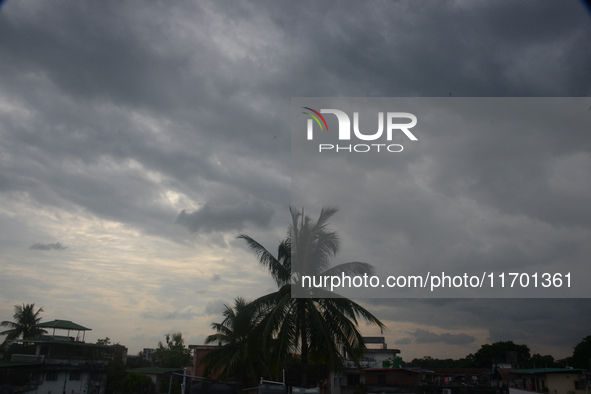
(299, 301, 308, 387)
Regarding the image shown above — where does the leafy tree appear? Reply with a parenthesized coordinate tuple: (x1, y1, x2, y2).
(571, 335, 591, 369)
(96, 337, 111, 346)
(240, 207, 385, 386)
(1, 303, 47, 345)
(119, 372, 154, 394)
(527, 353, 559, 369)
(105, 356, 127, 394)
(201, 297, 271, 387)
(153, 332, 191, 368)
(126, 351, 151, 369)
(470, 341, 530, 368)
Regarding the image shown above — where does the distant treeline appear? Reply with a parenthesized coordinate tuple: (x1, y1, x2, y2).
(404, 341, 570, 369)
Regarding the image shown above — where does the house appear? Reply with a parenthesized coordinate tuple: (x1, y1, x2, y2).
(188, 344, 222, 379)
(330, 337, 401, 394)
(143, 347, 155, 363)
(126, 367, 183, 393)
(0, 320, 126, 394)
(363, 367, 426, 387)
(427, 368, 490, 387)
(508, 368, 587, 394)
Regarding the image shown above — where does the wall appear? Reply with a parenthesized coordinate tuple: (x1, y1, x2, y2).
(25, 370, 104, 394)
(546, 373, 585, 394)
(364, 369, 421, 386)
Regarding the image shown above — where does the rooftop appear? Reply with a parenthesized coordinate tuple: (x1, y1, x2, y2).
(510, 368, 585, 375)
(363, 367, 428, 373)
(127, 367, 183, 375)
(36, 320, 91, 331)
(363, 348, 401, 353)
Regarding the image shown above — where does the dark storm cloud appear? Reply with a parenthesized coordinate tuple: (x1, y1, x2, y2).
(0, 0, 293, 155)
(261, 1, 591, 97)
(1, 0, 590, 357)
(1, 0, 588, 240)
(409, 328, 476, 346)
(422, 102, 591, 231)
(0, 1, 290, 240)
(176, 200, 274, 234)
(368, 298, 591, 352)
(292, 97, 590, 300)
(1, 2, 218, 115)
(30, 242, 67, 251)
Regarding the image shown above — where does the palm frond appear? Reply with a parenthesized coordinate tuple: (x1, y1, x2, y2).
(218, 208, 387, 385)
(321, 261, 375, 277)
(238, 235, 290, 286)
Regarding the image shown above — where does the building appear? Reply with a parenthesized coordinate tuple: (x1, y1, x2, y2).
(330, 337, 401, 394)
(508, 368, 587, 394)
(363, 367, 426, 387)
(0, 320, 127, 394)
(427, 368, 490, 387)
(143, 348, 155, 363)
(188, 344, 222, 379)
(126, 367, 183, 393)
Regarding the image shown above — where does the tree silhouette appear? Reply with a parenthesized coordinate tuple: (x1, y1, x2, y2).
(201, 297, 271, 387)
(153, 332, 191, 368)
(1, 303, 47, 345)
(469, 341, 530, 368)
(571, 335, 591, 369)
(240, 207, 385, 386)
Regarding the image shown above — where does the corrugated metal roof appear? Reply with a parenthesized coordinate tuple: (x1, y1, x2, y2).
(36, 320, 91, 331)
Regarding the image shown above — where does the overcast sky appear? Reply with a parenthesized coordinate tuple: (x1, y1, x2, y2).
(1, 0, 591, 361)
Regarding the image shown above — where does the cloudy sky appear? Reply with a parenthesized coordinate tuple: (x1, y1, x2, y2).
(290, 97, 590, 299)
(1, 0, 590, 361)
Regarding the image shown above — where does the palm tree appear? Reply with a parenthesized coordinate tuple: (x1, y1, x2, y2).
(239, 207, 386, 386)
(1, 303, 47, 345)
(201, 297, 272, 387)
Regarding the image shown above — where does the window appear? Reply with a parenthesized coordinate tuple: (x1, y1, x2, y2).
(378, 374, 386, 385)
(46, 371, 59, 381)
(70, 371, 81, 381)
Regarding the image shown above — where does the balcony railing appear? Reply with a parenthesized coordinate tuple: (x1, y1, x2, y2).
(11, 354, 44, 363)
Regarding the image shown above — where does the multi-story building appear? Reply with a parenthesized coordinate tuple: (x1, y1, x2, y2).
(0, 319, 126, 394)
(330, 337, 401, 394)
